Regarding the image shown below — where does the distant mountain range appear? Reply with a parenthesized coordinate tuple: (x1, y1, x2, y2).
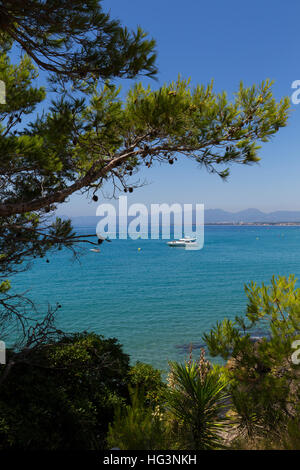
(58, 209, 300, 226)
(204, 208, 300, 223)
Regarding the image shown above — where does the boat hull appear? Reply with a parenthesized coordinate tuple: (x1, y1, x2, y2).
(167, 241, 186, 247)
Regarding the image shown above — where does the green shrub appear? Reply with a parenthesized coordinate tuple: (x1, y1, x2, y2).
(128, 362, 166, 407)
(107, 386, 169, 450)
(0, 332, 130, 450)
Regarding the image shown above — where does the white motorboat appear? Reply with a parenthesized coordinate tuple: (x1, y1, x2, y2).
(167, 236, 197, 247)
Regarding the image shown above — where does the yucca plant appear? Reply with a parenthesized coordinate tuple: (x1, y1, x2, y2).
(165, 350, 230, 450)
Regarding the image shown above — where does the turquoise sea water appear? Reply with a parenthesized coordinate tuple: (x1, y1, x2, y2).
(11, 226, 300, 371)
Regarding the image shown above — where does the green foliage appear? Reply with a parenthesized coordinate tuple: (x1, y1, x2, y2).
(0, 280, 10, 293)
(128, 361, 166, 408)
(231, 416, 300, 450)
(0, 332, 169, 450)
(107, 352, 230, 451)
(0, 332, 130, 449)
(125, 78, 289, 178)
(0, 0, 157, 83)
(203, 275, 300, 438)
(280, 417, 300, 450)
(107, 387, 169, 450)
(165, 352, 230, 450)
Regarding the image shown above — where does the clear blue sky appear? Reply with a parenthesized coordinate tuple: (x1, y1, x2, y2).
(45, 1, 300, 214)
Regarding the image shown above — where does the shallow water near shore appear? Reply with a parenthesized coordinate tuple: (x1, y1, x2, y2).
(11, 225, 300, 371)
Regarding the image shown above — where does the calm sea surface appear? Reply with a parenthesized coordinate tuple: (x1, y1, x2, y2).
(11, 226, 300, 371)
